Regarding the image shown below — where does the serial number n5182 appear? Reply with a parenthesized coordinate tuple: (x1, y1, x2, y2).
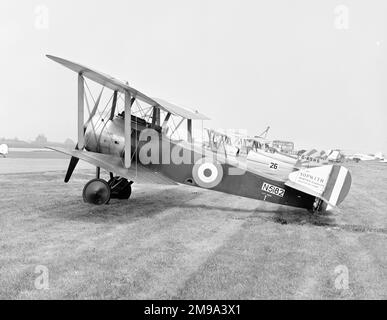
(261, 182, 285, 197)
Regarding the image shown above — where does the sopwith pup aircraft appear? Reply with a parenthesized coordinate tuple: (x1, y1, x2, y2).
(46, 55, 352, 213)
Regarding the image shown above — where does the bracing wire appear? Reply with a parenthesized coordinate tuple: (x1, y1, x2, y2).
(170, 115, 182, 140)
(84, 80, 96, 105)
(83, 91, 98, 147)
(93, 92, 114, 133)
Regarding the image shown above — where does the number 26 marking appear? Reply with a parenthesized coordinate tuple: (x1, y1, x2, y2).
(270, 162, 278, 170)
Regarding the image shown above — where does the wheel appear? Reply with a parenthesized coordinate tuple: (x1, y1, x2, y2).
(108, 177, 132, 199)
(82, 178, 111, 205)
(116, 182, 132, 199)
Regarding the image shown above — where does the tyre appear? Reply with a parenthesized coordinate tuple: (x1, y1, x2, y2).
(82, 178, 111, 205)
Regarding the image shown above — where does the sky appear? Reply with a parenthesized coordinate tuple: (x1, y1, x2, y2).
(0, 0, 386, 154)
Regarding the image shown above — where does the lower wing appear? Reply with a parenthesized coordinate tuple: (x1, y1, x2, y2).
(47, 147, 177, 185)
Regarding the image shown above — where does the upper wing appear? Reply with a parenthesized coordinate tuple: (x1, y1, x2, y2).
(46, 55, 209, 120)
(152, 98, 209, 120)
(47, 147, 177, 185)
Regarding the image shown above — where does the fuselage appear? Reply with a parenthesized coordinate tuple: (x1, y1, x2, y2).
(83, 115, 316, 211)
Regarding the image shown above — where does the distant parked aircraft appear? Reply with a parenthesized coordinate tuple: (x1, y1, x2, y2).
(0, 144, 8, 157)
(374, 152, 385, 160)
(298, 149, 329, 167)
(327, 150, 343, 162)
(347, 152, 384, 162)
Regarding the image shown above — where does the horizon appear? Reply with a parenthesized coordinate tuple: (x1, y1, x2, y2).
(1, 133, 385, 156)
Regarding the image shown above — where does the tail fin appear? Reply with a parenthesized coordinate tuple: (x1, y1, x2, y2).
(285, 165, 352, 211)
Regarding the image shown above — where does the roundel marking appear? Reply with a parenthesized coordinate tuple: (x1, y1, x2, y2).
(192, 158, 223, 189)
(197, 162, 218, 184)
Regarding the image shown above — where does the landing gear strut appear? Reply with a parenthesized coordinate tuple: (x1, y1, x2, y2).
(108, 176, 133, 199)
(310, 197, 323, 214)
(82, 168, 133, 205)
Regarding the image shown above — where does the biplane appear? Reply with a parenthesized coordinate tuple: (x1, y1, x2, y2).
(47, 55, 352, 213)
(204, 128, 326, 170)
(205, 128, 276, 155)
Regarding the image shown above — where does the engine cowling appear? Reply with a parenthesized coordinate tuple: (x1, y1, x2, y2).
(84, 117, 125, 157)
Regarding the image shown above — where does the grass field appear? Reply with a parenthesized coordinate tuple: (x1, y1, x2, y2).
(0, 155, 386, 299)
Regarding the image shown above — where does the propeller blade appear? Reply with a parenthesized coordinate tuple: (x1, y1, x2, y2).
(64, 156, 79, 183)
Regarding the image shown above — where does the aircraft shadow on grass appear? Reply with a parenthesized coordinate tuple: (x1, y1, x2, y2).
(49, 191, 336, 229)
(181, 203, 337, 228)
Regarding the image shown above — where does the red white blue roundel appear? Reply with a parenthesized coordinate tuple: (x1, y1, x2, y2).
(192, 158, 223, 189)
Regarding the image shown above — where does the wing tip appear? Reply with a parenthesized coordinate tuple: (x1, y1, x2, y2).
(46, 54, 57, 60)
(46, 55, 74, 68)
(46, 54, 67, 63)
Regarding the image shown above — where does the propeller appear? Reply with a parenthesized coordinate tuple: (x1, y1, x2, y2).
(64, 76, 104, 183)
(64, 155, 79, 183)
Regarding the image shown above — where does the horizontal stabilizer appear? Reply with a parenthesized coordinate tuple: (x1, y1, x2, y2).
(285, 165, 351, 211)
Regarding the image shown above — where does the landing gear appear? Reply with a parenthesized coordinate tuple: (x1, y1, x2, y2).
(82, 178, 111, 205)
(309, 197, 323, 214)
(108, 176, 133, 199)
(82, 170, 133, 205)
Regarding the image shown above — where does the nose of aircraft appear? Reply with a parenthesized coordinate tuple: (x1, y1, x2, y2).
(84, 122, 98, 152)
